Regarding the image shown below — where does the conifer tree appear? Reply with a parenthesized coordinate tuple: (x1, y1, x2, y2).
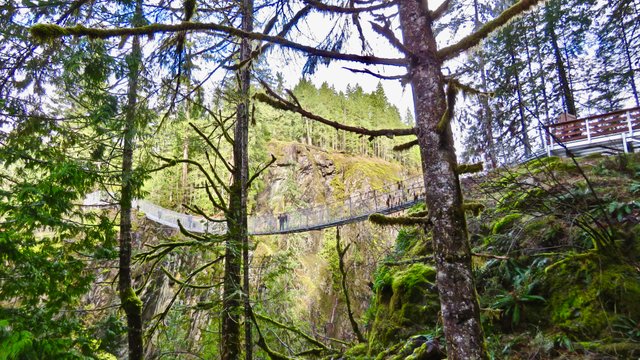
(28, 0, 553, 358)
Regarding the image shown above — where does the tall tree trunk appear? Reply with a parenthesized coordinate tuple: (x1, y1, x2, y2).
(182, 138, 189, 204)
(545, 8, 577, 116)
(510, 51, 532, 156)
(119, 0, 144, 358)
(619, 17, 640, 106)
(240, 0, 253, 357)
(532, 12, 551, 124)
(521, 20, 544, 146)
(397, 2, 487, 359)
(473, 0, 497, 168)
(221, 0, 253, 357)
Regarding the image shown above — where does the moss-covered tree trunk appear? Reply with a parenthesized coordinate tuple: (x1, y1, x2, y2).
(118, 0, 144, 358)
(240, 0, 253, 357)
(221, 0, 252, 357)
(397, 2, 487, 359)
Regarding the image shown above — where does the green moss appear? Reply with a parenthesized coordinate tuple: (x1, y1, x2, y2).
(329, 175, 346, 201)
(457, 162, 484, 175)
(368, 264, 439, 354)
(372, 266, 394, 293)
(344, 343, 370, 359)
(30, 24, 71, 42)
(121, 287, 143, 315)
(521, 215, 564, 246)
(491, 213, 522, 234)
(369, 213, 429, 227)
(463, 201, 485, 216)
(395, 228, 419, 255)
(391, 264, 436, 295)
(545, 255, 640, 338)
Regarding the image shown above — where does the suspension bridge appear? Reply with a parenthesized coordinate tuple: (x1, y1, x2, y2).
(84, 176, 426, 236)
(84, 107, 640, 236)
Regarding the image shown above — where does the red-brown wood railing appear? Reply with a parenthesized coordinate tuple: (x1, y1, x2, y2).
(546, 107, 640, 145)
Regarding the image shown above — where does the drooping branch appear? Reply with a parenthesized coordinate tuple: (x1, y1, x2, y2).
(30, 23, 408, 66)
(430, 0, 453, 20)
(437, 0, 541, 61)
(189, 122, 234, 174)
(228, 5, 313, 71)
(335, 228, 367, 343)
(248, 307, 295, 360)
(247, 154, 276, 189)
(182, 204, 227, 223)
(436, 81, 458, 133)
(305, 0, 397, 14)
(160, 266, 218, 289)
(153, 154, 228, 211)
(446, 77, 494, 97)
(393, 139, 418, 151)
(147, 257, 225, 337)
(255, 82, 416, 139)
(342, 67, 408, 81)
(370, 21, 413, 56)
(253, 312, 334, 353)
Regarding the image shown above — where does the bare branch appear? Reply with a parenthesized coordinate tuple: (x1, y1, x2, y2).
(336, 228, 366, 343)
(255, 81, 415, 139)
(438, 0, 541, 61)
(305, 0, 397, 14)
(393, 139, 418, 151)
(430, 0, 453, 20)
(247, 154, 276, 189)
(370, 21, 413, 56)
(189, 122, 234, 174)
(31, 23, 408, 66)
(447, 77, 493, 97)
(342, 67, 408, 81)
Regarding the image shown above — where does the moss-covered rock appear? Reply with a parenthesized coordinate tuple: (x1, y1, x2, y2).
(367, 263, 439, 354)
(491, 213, 522, 235)
(545, 254, 640, 338)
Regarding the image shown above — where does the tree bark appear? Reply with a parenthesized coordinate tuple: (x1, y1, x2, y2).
(619, 17, 639, 107)
(397, 1, 487, 359)
(473, 0, 497, 168)
(545, 7, 576, 116)
(510, 50, 532, 156)
(221, 0, 253, 357)
(240, 0, 253, 357)
(119, 0, 144, 358)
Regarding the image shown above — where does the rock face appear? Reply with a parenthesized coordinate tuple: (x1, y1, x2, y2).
(252, 141, 417, 343)
(83, 140, 419, 356)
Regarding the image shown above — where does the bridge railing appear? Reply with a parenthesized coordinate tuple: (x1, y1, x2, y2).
(248, 176, 426, 235)
(544, 107, 640, 154)
(84, 176, 427, 235)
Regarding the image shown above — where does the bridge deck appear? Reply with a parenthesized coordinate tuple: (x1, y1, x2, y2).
(84, 176, 426, 236)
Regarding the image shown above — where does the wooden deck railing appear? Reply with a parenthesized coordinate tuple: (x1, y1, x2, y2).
(545, 107, 640, 153)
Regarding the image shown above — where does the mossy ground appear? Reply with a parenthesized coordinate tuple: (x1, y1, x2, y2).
(343, 154, 640, 360)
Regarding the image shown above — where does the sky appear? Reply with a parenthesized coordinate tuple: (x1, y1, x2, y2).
(264, 9, 419, 122)
(264, 0, 466, 124)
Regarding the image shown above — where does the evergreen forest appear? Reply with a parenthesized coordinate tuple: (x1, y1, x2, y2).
(1, 0, 639, 359)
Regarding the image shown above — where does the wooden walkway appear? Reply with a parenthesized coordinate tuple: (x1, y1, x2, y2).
(84, 176, 426, 236)
(544, 107, 640, 157)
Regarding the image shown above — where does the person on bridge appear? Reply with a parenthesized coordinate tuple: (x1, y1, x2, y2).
(278, 213, 288, 231)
